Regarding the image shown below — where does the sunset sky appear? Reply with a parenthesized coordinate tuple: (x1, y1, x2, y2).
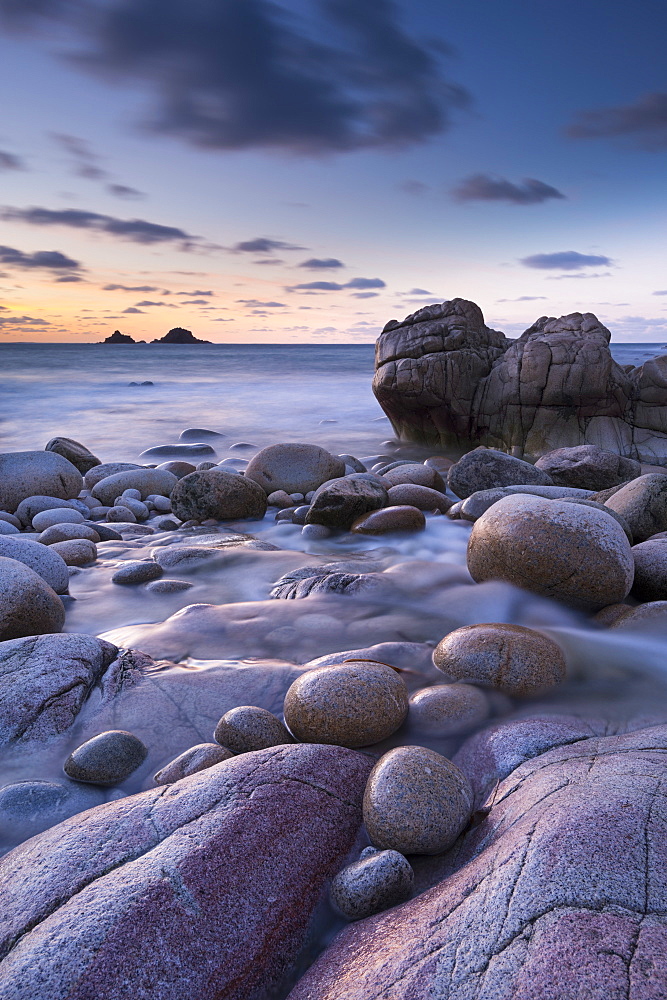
(0, 0, 666, 343)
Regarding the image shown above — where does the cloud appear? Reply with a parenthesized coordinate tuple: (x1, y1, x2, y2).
(237, 299, 286, 308)
(345, 277, 385, 289)
(0, 245, 81, 271)
(2, 0, 469, 155)
(288, 276, 385, 292)
(103, 283, 160, 292)
(290, 280, 343, 291)
(180, 298, 210, 305)
(55, 274, 85, 282)
(351, 291, 379, 298)
(497, 295, 547, 302)
(232, 237, 304, 253)
(0, 315, 51, 331)
(107, 183, 145, 199)
(3, 206, 201, 247)
(0, 150, 26, 171)
(567, 92, 667, 149)
(134, 300, 177, 307)
(653, 290, 667, 296)
(405, 287, 432, 295)
(452, 174, 565, 205)
(520, 251, 613, 271)
(50, 132, 108, 180)
(122, 307, 144, 314)
(399, 179, 429, 195)
(175, 289, 214, 296)
(298, 258, 344, 269)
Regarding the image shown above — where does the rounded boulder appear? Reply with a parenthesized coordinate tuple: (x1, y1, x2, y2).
(408, 683, 490, 735)
(245, 443, 345, 495)
(92, 469, 178, 506)
(0, 535, 69, 593)
(170, 469, 267, 521)
(433, 623, 567, 697)
(64, 730, 148, 786)
(283, 662, 409, 748)
(214, 705, 293, 753)
(0, 451, 82, 513)
(363, 746, 473, 855)
(305, 476, 388, 529)
(0, 556, 65, 640)
(467, 493, 634, 611)
(330, 849, 414, 920)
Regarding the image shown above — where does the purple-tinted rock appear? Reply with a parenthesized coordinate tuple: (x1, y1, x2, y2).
(288, 721, 667, 999)
(0, 744, 372, 1000)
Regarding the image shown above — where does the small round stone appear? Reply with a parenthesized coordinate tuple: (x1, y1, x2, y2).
(111, 560, 163, 585)
(330, 849, 414, 920)
(154, 743, 233, 784)
(408, 683, 490, 736)
(38, 523, 100, 545)
(48, 538, 97, 566)
(146, 578, 193, 593)
(283, 662, 409, 748)
(466, 493, 634, 611)
(631, 538, 667, 602)
(433, 623, 567, 697)
(32, 507, 85, 531)
(363, 746, 473, 855)
(214, 705, 293, 753)
(108, 505, 136, 523)
(64, 730, 148, 786)
(351, 505, 425, 534)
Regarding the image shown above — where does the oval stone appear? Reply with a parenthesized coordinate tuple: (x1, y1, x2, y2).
(330, 849, 414, 920)
(170, 469, 267, 521)
(245, 443, 345, 495)
(408, 683, 490, 735)
(363, 746, 473, 855)
(213, 706, 293, 753)
(467, 493, 634, 611)
(351, 505, 426, 534)
(433, 623, 567, 697)
(64, 730, 148, 786)
(0, 556, 65, 640)
(283, 662, 409, 748)
(154, 743, 233, 785)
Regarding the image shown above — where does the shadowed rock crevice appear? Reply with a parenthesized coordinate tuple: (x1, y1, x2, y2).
(373, 299, 667, 464)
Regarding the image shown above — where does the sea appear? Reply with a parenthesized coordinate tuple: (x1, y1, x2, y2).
(0, 341, 665, 462)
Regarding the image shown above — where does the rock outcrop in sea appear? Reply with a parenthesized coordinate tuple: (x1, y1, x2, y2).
(151, 327, 211, 344)
(373, 298, 667, 464)
(103, 330, 136, 343)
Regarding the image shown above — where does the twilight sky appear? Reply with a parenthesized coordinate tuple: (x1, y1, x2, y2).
(0, 0, 666, 343)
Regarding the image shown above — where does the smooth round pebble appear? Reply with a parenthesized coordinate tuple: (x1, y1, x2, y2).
(363, 746, 473, 855)
(154, 743, 233, 784)
(244, 443, 345, 495)
(0, 556, 65, 640)
(467, 493, 634, 611)
(283, 662, 409, 748)
(108, 505, 136, 523)
(64, 730, 148, 786)
(146, 578, 193, 593)
(433, 623, 567, 697)
(49, 539, 97, 566)
(121, 488, 142, 500)
(214, 706, 293, 753)
(0, 521, 19, 535)
(351, 505, 425, 534)
(408, 683, 490, 736)
(32, 507, 85, 531)
(147, 494, 172, 512)
(38, 523, 100, 545)
(112, 560, 163, 585)
(0, 536, 69, 593)
(330, 849, 414, 920)
(301, 523, 331, 539)
(171, 469, 267, 521)
(631, 539, 667, 602)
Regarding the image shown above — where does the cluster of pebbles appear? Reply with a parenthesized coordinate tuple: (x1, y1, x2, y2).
(3, 433, 667, 924)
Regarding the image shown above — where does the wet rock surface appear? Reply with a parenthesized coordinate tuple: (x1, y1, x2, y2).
(289, 722, 667, 1000)
(0, 744, 372, 1000)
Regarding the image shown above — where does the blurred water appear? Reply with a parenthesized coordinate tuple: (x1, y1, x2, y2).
(1, 341, 663, 463)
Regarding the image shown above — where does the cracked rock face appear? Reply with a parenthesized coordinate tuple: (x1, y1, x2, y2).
(373, 299, 667, 464)
(0, 743, 373, 1000)
(287, 720, 667, 1000)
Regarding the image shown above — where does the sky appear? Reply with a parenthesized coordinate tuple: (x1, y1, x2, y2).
(0, 0, 666, 343)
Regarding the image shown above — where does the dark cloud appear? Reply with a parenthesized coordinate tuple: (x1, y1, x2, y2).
(290, 280, 344, 291)
(452, 174, 565, 205)
(351, 291, 378, 298)
(232, 237, 304, 253)
(0, 150, 26, 171)
(122, 306, 144, 313)
(55, 274, 85, 282)
(107, 183, 145, 199)
(0, 315, 51, 331)
(3, 206, 200, 247)
(1, 0, 468, 155)
(103, 283, 160, 291)
(180, 298, 210, 305)
(237, 299, 286, 308)
(134, 300, 177, 307)
(175, 289, 214, 296)
(567, 92, 667, 150)
(298, 258, 344, 269)
(0, 245, 81, 270)
(520, 251, 612, 271)
(345, 277, 385, 289)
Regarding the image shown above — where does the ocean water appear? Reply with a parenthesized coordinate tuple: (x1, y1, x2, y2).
(0, 341, 665, 462)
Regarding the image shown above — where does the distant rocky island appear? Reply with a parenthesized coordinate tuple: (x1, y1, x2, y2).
(102, 327, 210, 345)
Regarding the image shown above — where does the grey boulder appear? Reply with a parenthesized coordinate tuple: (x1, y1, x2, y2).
(0, 451, 82, 513)
(245, 443, 345, 495)
(448, 447, 553, 499)
(0, 535, 69, 594)
(535, 444, 641, 491)
(45, 436, 100, 474)
(170, 469, 267, 521)
(0, 557, 65, 641)
(305, 475, 388, 529)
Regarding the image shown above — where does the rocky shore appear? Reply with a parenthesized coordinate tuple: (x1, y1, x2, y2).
(2, 403, 667, 995)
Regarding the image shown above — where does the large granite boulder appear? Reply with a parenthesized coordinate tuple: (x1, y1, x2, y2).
(373, 299, 667, 464)
(0, 744, 372, 1000)
(0, 451, 83, 512)
(288, 720, 667, 999)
